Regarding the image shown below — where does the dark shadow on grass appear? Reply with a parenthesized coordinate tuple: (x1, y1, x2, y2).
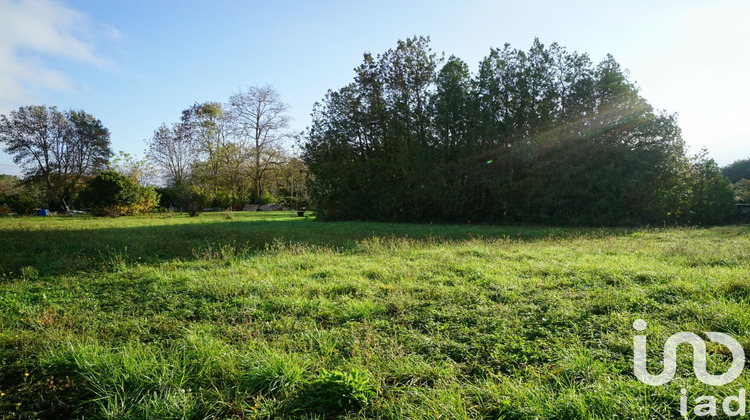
(0, 213, 638, 277)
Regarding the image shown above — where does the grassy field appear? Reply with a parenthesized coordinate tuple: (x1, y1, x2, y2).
(0, 212, 749, 419)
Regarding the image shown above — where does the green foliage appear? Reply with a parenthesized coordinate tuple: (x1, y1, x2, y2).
(0, 106, 112, 210)
(735, 178, 750, 203)
(239, 351, 308, 396)
(0, 176, 41, 214)
(178, 182, 213, 217)
(259, 190, 278, 205)
(156, 181, 218, 215)
(723, 158, 750, 205)
(154, 186, 180, 209)
(681, 151, 736, 224)
(150, 88, 294, 208)
(133, 186, 160, 215)
(108, 151, 156, 185)
(273, 156, 310, 209)
(210, 189, 233, 209)
(79, 171, 159, 216)
(306, 368, 376, 413)
(304, 37, 733, 226)
(1, 190, 40, 215)
(722, 157, 750, 183)
(0, 174, 18, 192)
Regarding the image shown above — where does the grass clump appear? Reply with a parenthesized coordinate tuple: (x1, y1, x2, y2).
(305, 368, 377, 414)
(240, 351, 309, 396)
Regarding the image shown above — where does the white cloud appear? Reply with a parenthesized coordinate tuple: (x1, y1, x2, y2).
(0, 0, 111, 112)
(101, 24, 123, 41)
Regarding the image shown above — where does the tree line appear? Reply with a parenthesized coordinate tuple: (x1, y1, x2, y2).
(303, 37, 738, 225)
(0, 86, 308, 216)
(0, 106, 112, 212)
(0, 38, 746, 224)
(0, 104, 160, 216)
(146, 85, 308, 215)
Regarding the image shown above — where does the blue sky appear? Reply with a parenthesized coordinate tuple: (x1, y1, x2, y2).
(1, 0, 748, 176)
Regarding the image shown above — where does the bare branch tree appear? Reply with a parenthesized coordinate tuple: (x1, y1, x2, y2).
(228, 85, 291, 203)
(146, 122, 195, 186)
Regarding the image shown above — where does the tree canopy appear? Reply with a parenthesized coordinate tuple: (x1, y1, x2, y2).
(722, 158, 750, 183)
(145, 86, 306, 212)
(0, 105, 111, 210)
(303, 37, 735, 225)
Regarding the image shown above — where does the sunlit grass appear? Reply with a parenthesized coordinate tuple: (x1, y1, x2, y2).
(0, 212, 748, 418)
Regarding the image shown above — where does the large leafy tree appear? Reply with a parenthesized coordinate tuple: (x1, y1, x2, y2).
(305, 36, 439, 220)
(304, 37, 735, 225)
(181, 102, 229, 195)
(0, 105, 111, 210)
(431, 56, 477, 219)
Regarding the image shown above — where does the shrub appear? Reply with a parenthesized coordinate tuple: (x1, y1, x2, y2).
(0, 176, 41, 214)
(155, 186, 180, 210)
(129, 186, 160, 215)
(7, 190, 41, 215)
(178, 183, 212, 217)
(79, 171, 160, 216)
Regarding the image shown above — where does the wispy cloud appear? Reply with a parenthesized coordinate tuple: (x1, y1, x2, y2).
(0, 0, 113, 112)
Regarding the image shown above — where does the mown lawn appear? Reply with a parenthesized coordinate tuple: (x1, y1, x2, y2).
(0, 212, 749, 419)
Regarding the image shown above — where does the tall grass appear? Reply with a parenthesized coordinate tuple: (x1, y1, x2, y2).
(0, 212, 748, 418)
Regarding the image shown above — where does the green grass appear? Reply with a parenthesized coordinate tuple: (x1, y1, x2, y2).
(0, 212, 749, 418)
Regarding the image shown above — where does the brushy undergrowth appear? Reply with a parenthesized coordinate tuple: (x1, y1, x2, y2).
(0, 212, 749, 419)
